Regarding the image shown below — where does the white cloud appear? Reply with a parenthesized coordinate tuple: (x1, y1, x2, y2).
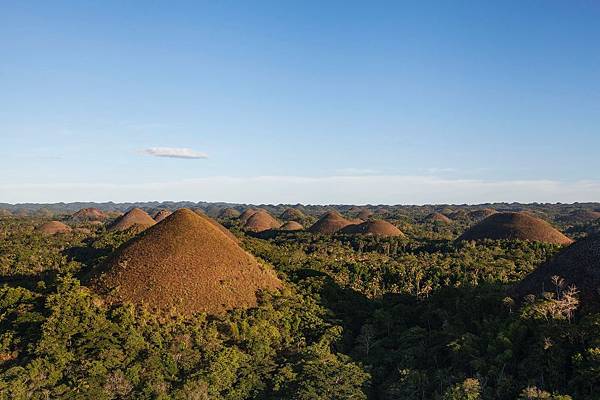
(143, 147, 208, 159)
(2, 175, 600, 205)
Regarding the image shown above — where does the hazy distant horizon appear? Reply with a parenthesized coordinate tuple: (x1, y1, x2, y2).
(2, 174, 600, 206)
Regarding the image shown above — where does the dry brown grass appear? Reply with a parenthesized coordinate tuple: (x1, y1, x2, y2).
(239, 208, 259, 224)
(458, 212, 572, 245)
(279, 221, 304, 231)
(340, 220, 404, 237)
(36, 221, 72, 235)
(244, 210, 282, 232)
(308, 211, 355, 234)
(513, 234, 600, 303)
(426, 213, 452, 224)
(108, 208, 156, 232)
(153, 209, 173, 222)
(91, 209, 282, 316)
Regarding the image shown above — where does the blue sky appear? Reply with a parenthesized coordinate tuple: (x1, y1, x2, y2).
(1, 1, 599, 204)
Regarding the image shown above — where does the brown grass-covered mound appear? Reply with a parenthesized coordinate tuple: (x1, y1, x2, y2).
(559, 209, 600, 224)
(107, 208, 156, 232)
(356, 209, 374, 220)
(279, 208, 305, 222)
(90, 209, 282, 315)
(244, 210, 282, 233)
(71, 207, 107, 222)
(426, 213, 452, 224)
(340, 220, 404, 237)
(458, 212, 573, 245)
(308, 211, 355, 234)
(468, 208, 497, 221)
(239, 208, 259, 224)
(280, 221, 304, 231)
(513, 234, 600, 303)
(36, 221, 72, 235)
(0, 209, 12, 217)
(153, 209, 173, 223)
(219, 208, 241, 219)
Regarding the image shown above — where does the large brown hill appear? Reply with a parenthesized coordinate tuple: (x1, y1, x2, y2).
(280, 221, 304, 231)
(340, 220, 404, 237)
(107, 208, 156, 232)
(244, 210, 281, 232)
(458, 212, 572, 245)
(513, 234, 600, 304)
(36, 221, 72, 235)
(90, 209, 281, 315)
(308, 211, 355, 234)
(71, 208, 107, 222)
(239, 208, 259, 224)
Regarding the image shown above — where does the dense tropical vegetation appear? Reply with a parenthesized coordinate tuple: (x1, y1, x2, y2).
(0, 206, 599, 399)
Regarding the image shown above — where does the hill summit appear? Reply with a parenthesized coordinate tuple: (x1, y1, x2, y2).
(458, 212, 572, 245)
(244, 210, 281, 232)
(308, 211, 355, 234)
(341, 220, 404, 237)
(108, 208, 156, 232)
(36, 221, 72, 235)
(91, 209, 282, 315)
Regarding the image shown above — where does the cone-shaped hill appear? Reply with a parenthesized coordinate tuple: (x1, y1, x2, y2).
(36, 221, 72, 235)
(308, 211, 355, 234)
(279, 208, 305, 222)
(244, 210, 281, 232)
(239, 208, 259, 224)
(340, 220, 404, 237)
(107, 208, 156, 232)
(71, 207, 107, 222)
(219, 208, 241, 219)
(280, 221, 304, 231)
(513, 234, 600, 304)
(90, 209, 282, 315)
(153, 209, 172, 222)
(425, 212, 452, 224)
(458, 212, 572, 245)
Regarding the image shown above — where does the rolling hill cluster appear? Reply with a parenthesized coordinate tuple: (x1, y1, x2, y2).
(0, 202, 599, 399)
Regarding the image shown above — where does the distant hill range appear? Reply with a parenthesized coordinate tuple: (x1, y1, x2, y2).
(2, 201, 600, 223)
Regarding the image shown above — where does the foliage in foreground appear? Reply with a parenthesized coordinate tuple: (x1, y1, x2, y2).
(0, 219, 599, 399)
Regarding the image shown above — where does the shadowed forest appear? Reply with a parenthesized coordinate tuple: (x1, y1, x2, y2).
(0, 202, 599, 399)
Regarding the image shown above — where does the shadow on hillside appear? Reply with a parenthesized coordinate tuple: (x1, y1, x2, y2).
(63, 245, 109, 264)
(0, 270, 59, 290)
